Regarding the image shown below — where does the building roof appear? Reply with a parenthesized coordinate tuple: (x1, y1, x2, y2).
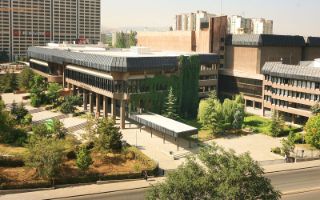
(226, 34, 305, 47)
(262, 62, 320, 82)
(28, 46, 219, 72)
(129, 112, 198, 138)
(306, 37, 320, 47)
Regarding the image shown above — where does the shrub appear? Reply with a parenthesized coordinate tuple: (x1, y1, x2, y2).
(95, 118, 122, 152)
(76, 147, 93, 173)
(271, 147, 281, 155)
(305, 115, 320, 149)
(18, 67, 34, 91)
(60, 96, 82, 114)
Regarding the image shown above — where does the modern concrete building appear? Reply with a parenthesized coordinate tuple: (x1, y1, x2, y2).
(262, 60, 320, 123)
(219, 34, 305, 115)
(27, 45, 220, 128)
(0, 0, 101, 61)
(304, 37, 320, 61)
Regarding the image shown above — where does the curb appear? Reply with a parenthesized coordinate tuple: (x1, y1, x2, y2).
(264, 165, 320, 174)
(283, 186, 320, 196)
(43, 186, 151, 200)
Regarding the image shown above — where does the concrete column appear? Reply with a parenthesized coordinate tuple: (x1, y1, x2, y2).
(120, 100, 126, 129)
(67, 83, 71, 90)
(103, 96, 108, 118)
(72, 85, 76, 96)
(83, 90, 88, 111)
(177, 138, 179, 151)
(96, 94, 101, 118)
(89, 93, 94, 113)
(253, 101, 256, 109)
(111, 98, 116, 119)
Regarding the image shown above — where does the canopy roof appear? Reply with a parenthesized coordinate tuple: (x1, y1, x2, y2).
(129, 112, 198, 138)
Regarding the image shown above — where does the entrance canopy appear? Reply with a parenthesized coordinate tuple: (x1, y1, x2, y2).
(129, 112, 198, 138)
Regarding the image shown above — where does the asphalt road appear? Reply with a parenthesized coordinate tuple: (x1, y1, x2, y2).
(265, 166, 320, 192)
(60, 167, 320, 200)
(282, 190, 320, 200)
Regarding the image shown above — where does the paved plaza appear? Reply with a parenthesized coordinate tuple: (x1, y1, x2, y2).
(210, 133, 284, 161)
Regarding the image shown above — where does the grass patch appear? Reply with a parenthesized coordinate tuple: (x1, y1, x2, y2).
(243, 114, 271, 135)
(0, 144, 27, 156)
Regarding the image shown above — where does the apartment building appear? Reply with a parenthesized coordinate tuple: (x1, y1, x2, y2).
(262, 60, 320, 123)
(228, 16, 273, 34)
(0, 0, 101, 61)
(175, 11, 216, 31)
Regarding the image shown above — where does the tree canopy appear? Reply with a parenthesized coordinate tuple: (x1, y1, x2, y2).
(305, 114, 320, 149)
(95, 118, 122, 152)
(198, 92, 245, 134)
(147, 144, 281, 200)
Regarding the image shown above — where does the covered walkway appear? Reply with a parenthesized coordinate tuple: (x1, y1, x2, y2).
(129, 112, 198, 150)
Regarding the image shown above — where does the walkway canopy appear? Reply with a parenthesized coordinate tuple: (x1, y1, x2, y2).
(129, 112, 198, 138)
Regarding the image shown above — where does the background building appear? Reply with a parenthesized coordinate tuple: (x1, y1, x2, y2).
(0, 0, 101, 61)
(228, 15, 273, 34)
(175, 11, 216, 31)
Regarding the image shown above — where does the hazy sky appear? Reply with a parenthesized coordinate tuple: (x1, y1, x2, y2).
(101, 0, 320, 36)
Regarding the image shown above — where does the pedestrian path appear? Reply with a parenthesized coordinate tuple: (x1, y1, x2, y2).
(0, 178, 165, 200)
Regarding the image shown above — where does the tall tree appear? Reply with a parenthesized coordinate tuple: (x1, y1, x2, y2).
(115, 32, 127, 48)
(95, 118, 122, 152)
(305, 114, 320, 149)
(128, 31, 137, 47)
(147, 143, 281, 200)
(30, 75, 47, 107)
(163, 87, 179, 120)
(25, 136, 65, 182)
(18, 67, 34, 91)
(76, 146, 93, 174)
(47, 83, 62, 104)
(270, 110, 285, 137)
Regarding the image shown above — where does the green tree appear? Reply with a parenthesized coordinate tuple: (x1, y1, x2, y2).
(281, 138, 295, 158)
(95, 118, 122, 152)
(25, 136, 65, 182)
(128, 31, 137, 47)
(115, 32, 127, 48)
(305, 114, 320, 149)
(60, 95, 82, 114)
(0, 72, 18, 93)
(83, 114, 97, 145)
(0, 50, 9, 63)
(33, 119, 67, 139)
(311, 102, 320, 115)
(30, 75, 47, 107)
(147, 144, 281, 200)
(47, 83, 62, 104)
(18, 67, 34, 91)
(163, 87, 179, 120)
(76, 147, 93, 173)
(270, 110, 285, 137)
(11, 102, 28, 123)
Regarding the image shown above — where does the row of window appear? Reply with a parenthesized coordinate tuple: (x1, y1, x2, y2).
(264, 95, 311, 110)
(265, 75, 320, 89)
(265, 86, 320, 101)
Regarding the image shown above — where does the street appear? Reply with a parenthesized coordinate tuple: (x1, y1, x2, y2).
(60, 167, 320, 200)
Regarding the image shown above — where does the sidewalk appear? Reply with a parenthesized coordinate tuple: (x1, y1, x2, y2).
(0, 178, 165, 200)
(264, 159, 320, 173)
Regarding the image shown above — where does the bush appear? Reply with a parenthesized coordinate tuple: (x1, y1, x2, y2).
(76, 147, 93, 173)
(305, 115, 320, 149)
(60, 96, 82, 114)
(2, 128, 27, 146)
(271, 147, 281, 155)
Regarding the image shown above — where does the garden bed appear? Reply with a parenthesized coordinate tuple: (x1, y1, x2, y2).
(0, 146, 157, 190)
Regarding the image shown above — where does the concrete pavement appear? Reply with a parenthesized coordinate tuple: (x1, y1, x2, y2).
(0, 178, 165, 200)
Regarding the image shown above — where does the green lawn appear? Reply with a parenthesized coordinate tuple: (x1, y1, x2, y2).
(243, 114, 302, 136)
(243, 115, 272, 135)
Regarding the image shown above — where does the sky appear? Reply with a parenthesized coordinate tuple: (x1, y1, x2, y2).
(101, 0, 320, 36)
